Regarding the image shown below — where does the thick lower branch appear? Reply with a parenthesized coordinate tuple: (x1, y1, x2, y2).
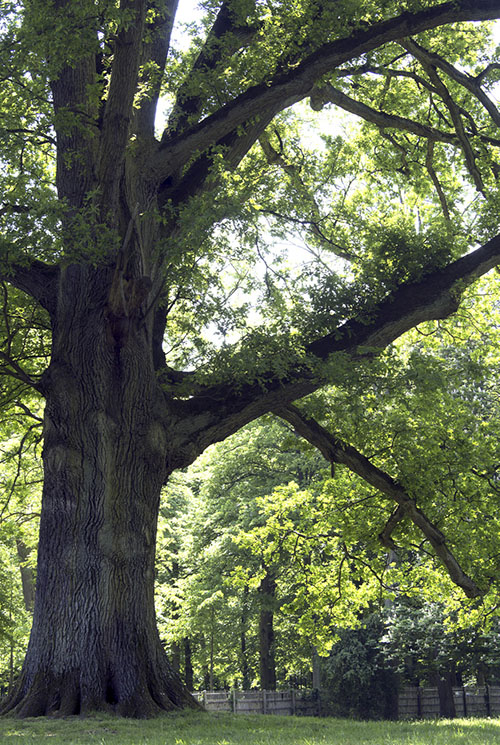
(174, 230, 500, 455)
(3, 260, 58, 316)
(274, 404, 483, 599)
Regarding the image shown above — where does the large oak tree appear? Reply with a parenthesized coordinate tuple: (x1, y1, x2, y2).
(2, 0, 500, 718)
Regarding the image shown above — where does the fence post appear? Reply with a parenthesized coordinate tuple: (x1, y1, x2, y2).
(417, 687, 422, 718)
(202, 690, 207, 709)
(263, 689, 267, 714)
(232, 689, 237, 713)
(291, 688, 296, 716)
(462, 687, 467, 717)
(486, 685, 491, 717)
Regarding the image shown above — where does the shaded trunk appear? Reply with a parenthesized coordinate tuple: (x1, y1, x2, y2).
(433, 670, 456, 718)
(1, 266, 195, 717)
(258, 571, 276, 691)
(312, 648, 321, 690)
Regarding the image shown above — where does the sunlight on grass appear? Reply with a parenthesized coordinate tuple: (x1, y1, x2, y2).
(1, 712, 500, 745)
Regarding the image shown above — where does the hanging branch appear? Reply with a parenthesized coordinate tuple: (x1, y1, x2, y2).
(273, 403, 483, 599)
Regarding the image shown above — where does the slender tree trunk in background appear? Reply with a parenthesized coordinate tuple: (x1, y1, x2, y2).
(312, 648, 321, 690)
(209, 609, 215, 692)
(259, 571, 276, 691)
(434, 670, 456, 718)
(240, 585, 250, 689)
(8, 584, 14, 691)
(170, 643, 181, 677)
(2, 267, 194, 716)
(184, 638, 194, 691)
(16, 540, 35, 613)
(170, 561, 181, 675)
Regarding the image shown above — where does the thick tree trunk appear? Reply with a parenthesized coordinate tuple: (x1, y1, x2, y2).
(435, 671, 456, 718)
(1, 266, 195, 717)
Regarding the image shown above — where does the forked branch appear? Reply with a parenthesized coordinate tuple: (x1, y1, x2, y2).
(152, 0, 500, 182)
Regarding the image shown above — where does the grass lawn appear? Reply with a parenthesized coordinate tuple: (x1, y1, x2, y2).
(1, 711, 500, 745)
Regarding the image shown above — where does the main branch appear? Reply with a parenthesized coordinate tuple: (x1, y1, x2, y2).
(151, 0, 500, 181)
(2, 260, 58, 316)
(172, 231, 500, 459)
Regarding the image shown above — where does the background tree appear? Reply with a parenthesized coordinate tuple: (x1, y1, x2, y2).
(2, 0, 500, 718)
(158, 419, 324, 690)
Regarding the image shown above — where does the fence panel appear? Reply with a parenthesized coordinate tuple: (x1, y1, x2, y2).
(265, 691, 293, 716)
(400, 686, 494, 719)
(398, 687, 419, 719)
(205, 691, 232, 712)
(420, 687, 440, 718)
(234, 690, 264, 714)
(193, 689, 320, 717)
(489, 686, 500, 715)
(464, 687, 488, 716)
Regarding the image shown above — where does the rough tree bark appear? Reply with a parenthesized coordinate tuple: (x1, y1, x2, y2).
(16, 540, 35, 614)
(2, 266, 194, 716)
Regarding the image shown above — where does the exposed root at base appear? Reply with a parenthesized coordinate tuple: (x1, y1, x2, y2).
(1, 669, 200, 719)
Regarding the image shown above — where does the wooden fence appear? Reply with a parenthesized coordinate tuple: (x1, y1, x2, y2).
(398, 686, 500, 718)
(192, 689, 320, 716)
(195, 686, 500, 719)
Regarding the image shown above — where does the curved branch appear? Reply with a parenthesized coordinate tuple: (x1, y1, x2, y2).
(306, 230, 500, 360)
(379, 505, 407, 551)
(274, 403, 483, 598)
(151, 0, 500, 181)
(309, 81, 456, 144)
(400, 39, 486, 193)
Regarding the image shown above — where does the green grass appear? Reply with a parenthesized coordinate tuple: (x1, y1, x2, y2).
(1, 711, 500, 745)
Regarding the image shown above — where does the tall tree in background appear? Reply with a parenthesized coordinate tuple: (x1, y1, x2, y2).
(2, 0, 500, 717)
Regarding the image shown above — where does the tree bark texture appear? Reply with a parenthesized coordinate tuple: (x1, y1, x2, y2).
(2, 266, 194, 717)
